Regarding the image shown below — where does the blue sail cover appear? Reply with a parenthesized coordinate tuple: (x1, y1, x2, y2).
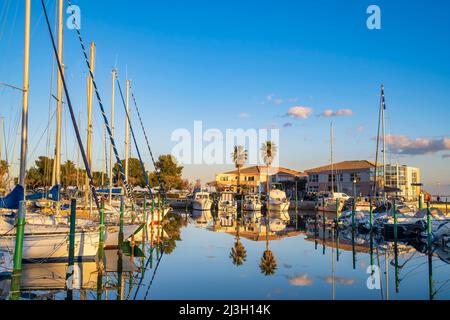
(96, 187, 123, 195)
(25, 185, 60, 201)
(0, 185, 24, 210)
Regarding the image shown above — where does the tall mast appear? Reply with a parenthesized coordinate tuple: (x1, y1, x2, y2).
(330, 121, 334, 193)
(124, 80, 130, 183)
(0, 116, 3, 161)
(54, 0, 64, 207)
(381, 85, 386, 200)
(76, 111, 81, 189)
(85, 42, 96, 207)
(102, 125, 105, 186)
(109, 69, 116, 205)
(19, 0, 31, 190)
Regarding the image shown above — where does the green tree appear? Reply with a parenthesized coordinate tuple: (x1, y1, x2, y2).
(0, 160, 9, 190)
(150, 155, 186, 190)
(113, 158, 146, 187)
(61, 160, 77, 187)
(25, 156, 54, 188)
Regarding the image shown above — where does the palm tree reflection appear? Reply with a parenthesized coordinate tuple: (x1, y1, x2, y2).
(230, 218, 247, 266)
(259, 217, 277, 276)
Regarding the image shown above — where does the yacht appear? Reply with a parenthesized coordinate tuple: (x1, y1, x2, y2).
(267, 189, 290, 212)
(192, 189, 213, 211)
(243, 194, 262, 211)
(315, 192, 350, 212)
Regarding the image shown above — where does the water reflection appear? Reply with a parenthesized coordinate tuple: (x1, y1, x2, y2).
(2, 210, 450, 300)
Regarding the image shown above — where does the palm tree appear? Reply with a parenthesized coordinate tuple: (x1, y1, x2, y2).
(259, 218, 277, 275)
(232, 145, 248, 215)
(230, 219, 247, 266)
(231, 145, 248, 195)
(260, 141, 277, 216)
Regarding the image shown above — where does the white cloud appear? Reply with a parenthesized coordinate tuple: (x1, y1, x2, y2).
(238, 112, 250, 118)
(321, 108, 353, 117)
(385, 135, 450, 155)
(287, 106, 313, 119)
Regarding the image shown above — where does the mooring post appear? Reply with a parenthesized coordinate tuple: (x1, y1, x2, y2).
(446, 197, 448, 215)
(427, 201, 432, 248)
(351, 197, 356, 231)
(394, 241, 399, 293)
(99, 199, 105, 247)
(393, 200, 398, 240)
(66, 198, 77, 300)
(351, 228, 356, 270)
(322, 213, 326, 255)
(369, 196, 373, 233)
(142, 196, 147, 242)
(10, 201, 26, 300)
(428, 244, 434, 300)
(119, 196, 124, 246)
(335, 198, 339, 228)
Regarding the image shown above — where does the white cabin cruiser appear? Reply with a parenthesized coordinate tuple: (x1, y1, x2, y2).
(316, 192, 350, 212)
(192, 190, 213, 211)
(267, 189, 290, 212)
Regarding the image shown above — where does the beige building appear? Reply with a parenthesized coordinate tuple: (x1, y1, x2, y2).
(214, 166, 307, 196)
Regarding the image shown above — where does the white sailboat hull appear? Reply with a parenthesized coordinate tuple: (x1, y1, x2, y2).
(0, 231, 99, 261)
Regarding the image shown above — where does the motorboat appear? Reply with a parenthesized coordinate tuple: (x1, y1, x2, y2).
(192, 190, 213, 211)
(379, 208, 448, 238)
(315, 192, 350, 212)
(243, 194, 262, 211)
(267, 189, 290, 212)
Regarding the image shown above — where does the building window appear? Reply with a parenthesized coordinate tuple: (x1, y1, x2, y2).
(309, 174, 318, 183)
(350, 173, 360, 182)
(328, 174, 337, 182)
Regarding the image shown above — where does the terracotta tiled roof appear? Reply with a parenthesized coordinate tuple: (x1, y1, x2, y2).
(305, 160, 378, 173)
(222, 166, 306, 177)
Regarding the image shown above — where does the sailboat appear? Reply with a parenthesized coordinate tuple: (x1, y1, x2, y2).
(0, 0, 102, 263)
(316, 123, 349, 212)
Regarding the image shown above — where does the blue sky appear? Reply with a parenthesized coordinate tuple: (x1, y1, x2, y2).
(0, 0, 449, 194)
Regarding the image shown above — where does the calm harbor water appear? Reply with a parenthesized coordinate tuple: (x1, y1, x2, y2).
(1, 209, 450, 300)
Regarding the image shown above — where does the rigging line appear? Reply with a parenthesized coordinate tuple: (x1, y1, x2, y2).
(130, 88, 168, 201)
(116, 78, 155, 202)
(66, 0, 133, 202)
(41, 0, 101, 214)
(4, 0, 19, 47)
(0, 0, 11, 43)
(2, 115, 8, 164)
(132, 246, 155, 300)
(28, 108, 57, 160)
(143, 245, 165, 300)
